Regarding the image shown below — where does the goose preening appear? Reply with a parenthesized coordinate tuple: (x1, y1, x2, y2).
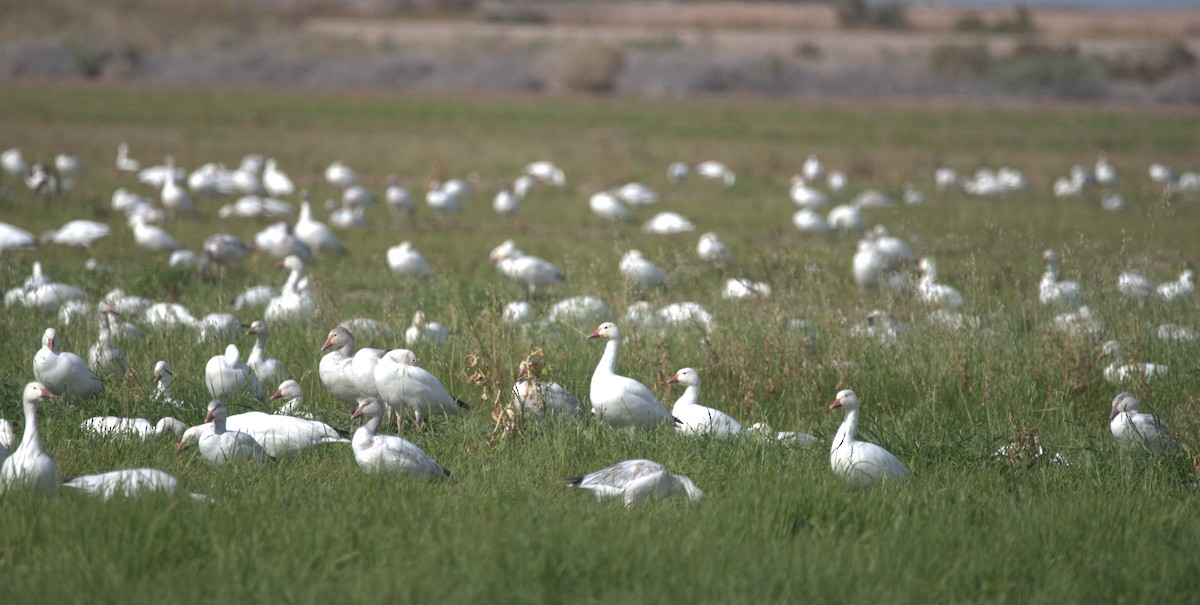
(1109, 392, 1172, 453)
(204, 344, 265, 402)
(33, 327, 102, 400)
(510, 354, 585, 420)
(916, 258, 964, 310)
(404, 311, 449, 347)
(152, 360, 186, 409)
(270, 380, 310, 417)
(696, 232, 732, 266)
(746, 422, 820, 446)
(642, 211, 695, 235)
(667, 368, 741, 438)
(186, 400, 267, 466)
(64, 468, 211, 502)
(373, 348, 470, 425)
(264, 256, 316, 324)
(295, 197, 347, 256)
(489, 240, 564, 298)
(40, 220, 111, 249)
(387, 241, 435, 279)
(350, 397, 449, 479)
(1100, 341, 1167, 385)
(80, 416, 188, 441)
(619, 250, 667, 290)
(567, 459, 702, 508)
(0, 383, 58, 498)
(587, 323, 676, 430)
(588, 191, 633, 222)
(1040, 250, 1085, 309)
(245, 321, 289, 392)
(88, 300, 128, 377)
(319, 326, 386, 414)
(1156, 270, 1194, 302)
(829, 390, 910, 488)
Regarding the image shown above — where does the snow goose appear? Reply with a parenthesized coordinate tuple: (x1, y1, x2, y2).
(33, 327, 102, 400)
(827, 170, 847, 192)
(502, 301, 533, 324)
(264, 256, 316, 324)
(667, 161, 690, 183)
(177, 409, 346, 459)
(262, 158, 295, 197)
(144, 302, 197, 330)
(493, 184, 520, 215)
(513, 174, 536, 198)
(1100, 341, 1167, 385)
(524, 160, 566, 185)
(169, 250, 197, 268)
(116, 143, 139, 172)
(425, 180, 463, 214)
(790, 178, 830, 208)
(0, 221, 37, 253)
(696, 160, 735, 186)
(0, 419, 14, 452)
(387, 241, 435, 279)
(253, 222, 313, 263)
(0, 383, 58, 498)
(792, 208, 830, 233)
(295, 196, 347, 256)
(350, 397, 449, 479)
(218, 195, 296, 220)
(658, 302, 714, 333)
(696, 232, 732, 266)
(1049, 306, 1102, 337)
(589, 191, 633, 222)
(270, 380, 310, 417)
(80, 416, 187, 441)
(829, 389, 910, 487)
(803, 154, 826, 182)
(373, 349, 470, 425)
(619, 250, 667, 289)
(916, 258, 964, 310)
(129, 214, 180, 254)
(198, 234, 250, 279)
(189, 400, 267, 466)
(325, 160, 360, 188)
(64, 468, 211, 501)
(616, 182, 658, 206)
(827, 204, 866, 233)
(549, 296, 614, 326)
(330, 202, 370, 230)
(160, 158, 195, 215)
(1039, 250, 1085, 309)
(722, 278, 771, 300)
(152, 360, 186, 409)
(567, 459, 702, 508)
(1157, 323, 1197, 342)
(746, 422, 820, 446)
(41, 220, 111, 249)
(869, 226, 916, 268)
(1109, 392, 1172, 453)
(245, 321, 289, 391)
(204, 344, 265, 402)
(586, 323, 675, 430)
(319, 326, 365, 414)
(54, 153, 83, 178)
(510, 354, 585, 420)
(490, 240, 564, 298)
(1095, 153, 1118, 186)
(404, 311, 449, 347)
(1156, 270, 1194, 302)
(196, 313, 241, 343)
(1, 147, 28, 176)
(1117, 270, 1153, 304)
(642, 211, 695, 235)
(902, 183, 925, 205)
(667, 368, 741, 438)
(12, 265, 85, 314)
(385, 176, 413, 217)
(852, 189, 894, 209)
(88, 300, 128, 376)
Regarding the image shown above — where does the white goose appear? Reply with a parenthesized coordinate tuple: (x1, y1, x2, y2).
(1156, 269, 1194, 302)
(696, 160, 735, 186)
(589, 191, 633, 222)
(1100, 341, 1167, 385)
(916, 257, 964, 310)
(129, 214, 180, 254)
(511, 355, 585, 419)
(792, 208, 831, 233)
(615, 182, 658, 206)
(160, 157, 195, 215)
(0, 383, 58, 497)
(696, 232, 732, 266)
(253, 222, 312, 263)
(116, 142, 140, 172)
(374, 349, 470, 424)
(404, 311, 449, 347)
(829, 389, 910, 487)
(319, 326, 365, 414)
(189, 400, 267, 466)
(152, 360, 186, 409)
(619, 250, 667, 289)
(270, 380, 310, 417)
(204, 344, 265, 402)
(350, 397, 449, 479)
(262, 158, 295, 197)
(88, 300, 128, 376)
(385, 176, 413, 217)
(64, 468, 211, 501)
(295, 197, 347, 256)
(245, 321, 289, 391)
(746, 422, 820, 446)
(324, 160, 360, 188)
(33, 327, 103, 400)
(264, 256, 316, 324)
(1117, 270, 1153, 304)
(1040, 250, 1085, 309)
(567, 459, 702, 508)
(489, 240, 564, 298)
(387, 241, 435, 279)
(0, 221, 37, 253)
(667, 368, 741, 438)
(41, 220, 111, 249)
(586, 323, 675, 430)
(177, 409, 347, 459)
(0, 419, 14, 453)
(493, 184, 520, 215)
(642, 211, 695, 235)
(80, 416, 188, 441)
(1109, 392, 1172, 453)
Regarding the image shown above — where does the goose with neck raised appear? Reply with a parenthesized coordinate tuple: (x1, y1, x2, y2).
(89, 300, 128, 377)
(33, 327, 102, 400)
(373, 349, 470, 425)
(350, 398, 449, 478)
(245, 320, 288, 391)
(295, 196, 347, 256)
(404, 310, 449, 347)
(587, 323, 675, 430)
(264, 256, 316, 324)
(567, 459, 702, 508)
(160, 157, 195, 215)
(319, 326, 386, 413)
(189, 400, 267, 466)
(204, 344, 264, 402)
(667, 368, 741, 438)
(1109, 392, 1172, 453)
(829, 389, 910, 487)
(152, 360, 186, 409)
(916, 257, 964, 310)
(1040, 250, 1085, 309)
(1156, 269, 1194, 302)
(0, 383, 58, 498)
(270, 379, 311, 417)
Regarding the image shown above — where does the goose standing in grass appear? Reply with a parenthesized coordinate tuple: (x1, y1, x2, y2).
(1109, 392, 1172, 453)
(319, 326, 366, 414)
(696, 232, 732, 266)
(1156, 269, 1194, 302)
(1039, 250, 1085, 309)
(0, 383, 58, 498)
(567, 459, 702, 508)
(253, 222, 313, 263)
(350, 397, 449, 479)
(160, 158, 195, 215)
(747, 422, 820, 446)
(829, 389, 910, 487)
(404, 311, 449, 347)
(916, 257, 964, 310)
(188, 400, 267, 466)
(1100, 341, 1167, 385)
(245, 321, 288, 391)
(152, 360, 186, 409)
(295, 196, 347, 256)
(33, 327, 102, 400)
(270, 380, 310, 417)
(116, 143, 139, 172)
(64, 468, 211, 501)
(667, 368, 741, 438)
(510, 354, 585, 419)
(387, 241, 435, 279)
(619, 250, 667, 289)
(489, 240, 565, 299)
(1117, 270, 1153, 304)
(373, 348, 470, 425)
(199, 233, 250, 279)
(80, 416, 188, 441)
(587, 323, 675, 430)
(89, 300, 127, 377)
(204, 344, 264, 402)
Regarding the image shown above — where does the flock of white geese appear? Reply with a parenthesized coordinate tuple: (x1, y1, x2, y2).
(0, 144, 1196, 505)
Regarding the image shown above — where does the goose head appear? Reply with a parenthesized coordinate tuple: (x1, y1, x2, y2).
(41, 327, 58, 351)
(204, 399, 227, 424)
(830, 389, 859, 411)
(351, 396, 385, 421)
(1110, 391, 1140, 420)
(587, 322, 620, 341)
(24, 382, 55, 404)
(321, 326, 354, 352)
(153, 360, 173, 387)
(270, 379, 302, 401)
(246, 320, 267, 337)
(667, 367, 700, 387)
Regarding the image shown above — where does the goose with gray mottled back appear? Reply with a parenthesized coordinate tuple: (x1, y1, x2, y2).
(567, 459, 702, 508)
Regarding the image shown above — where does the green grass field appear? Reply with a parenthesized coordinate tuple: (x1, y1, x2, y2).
(1, 84, 1199, 603)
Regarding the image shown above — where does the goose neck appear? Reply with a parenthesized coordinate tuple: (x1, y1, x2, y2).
(594, 338, 620, 376)
(832, 408, 859, 452)
(22, 399, 41, 452)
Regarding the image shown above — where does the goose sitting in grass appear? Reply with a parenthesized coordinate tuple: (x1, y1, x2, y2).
(746, 422, 820, 446)
(270, 380, 311, 418)
(829, 389, 910, 488)
(204, 344, 264, 402)
(80, 416, 188, 441)
(1109, 392, 1173, 453)
(510, 353, 585, 420)
(245, 321, 288, 392)
(63, 468, 212, 502)
(567, 459, 702, 508)
(187, 400, 267, 467)
(587, 323, 677, 430)
(666, 368, 741, 438)
(350, 397, 449, 479)
(1100, 341, 1167, 385)
(33, 327, 102, 401)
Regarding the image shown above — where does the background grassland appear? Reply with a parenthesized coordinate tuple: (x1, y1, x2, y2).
(1, 84, 1199, 603)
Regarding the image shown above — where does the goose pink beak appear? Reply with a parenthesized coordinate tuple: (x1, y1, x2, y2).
(350, 407, 365, 421)
(204, 410, 215, 423)
(270, 389, 283, 400)
(175, 440, 188, 452)
(667, 374, 680, 384)
(41, 387, 56, 400)
(829, 398, 843, 410)
(586, 328, 602, 339)
(320, 337, 333, 352)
